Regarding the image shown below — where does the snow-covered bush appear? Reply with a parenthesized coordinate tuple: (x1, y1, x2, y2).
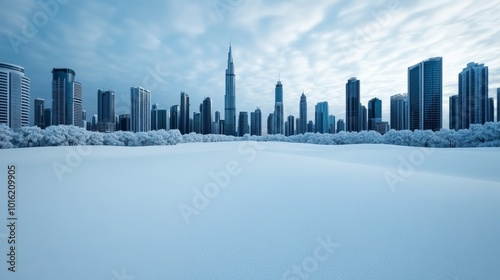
(86, 132, 104, 145)
(0, 124, 14, 149)
(1, 122, 499, 149)
(12, 126, 43, 147)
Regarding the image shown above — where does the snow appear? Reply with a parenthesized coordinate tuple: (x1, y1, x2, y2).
(0, 142, 499, 280)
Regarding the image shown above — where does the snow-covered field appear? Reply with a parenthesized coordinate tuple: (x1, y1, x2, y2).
(0, 142, 499, 280)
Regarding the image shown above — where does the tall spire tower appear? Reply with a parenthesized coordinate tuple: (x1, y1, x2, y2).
(224, 43, 236, 136)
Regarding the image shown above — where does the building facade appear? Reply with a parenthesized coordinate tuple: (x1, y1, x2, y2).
(130, 87, 151, 133)
(346, 77, 360, 132)
(97, 89, 115, 132)
(390, 93, 408, 130)
(224, 45, 236, 136)
(299, 92, 307, 134)
(315, 101, 329, 134)
(274, 80, 284, 134)
(238, 111, 249, 136)
(408, 57, 443, 131)
(367, 97, 382, 131)
(34, 98, 45, 128)
(458, 62, 488, 129)
(52, 68, 82, 127)
(0, 62, 30, 130)
(449, 95, 459, 130)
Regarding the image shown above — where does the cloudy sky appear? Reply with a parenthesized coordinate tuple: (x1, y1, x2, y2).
(1, 0, 499, 129)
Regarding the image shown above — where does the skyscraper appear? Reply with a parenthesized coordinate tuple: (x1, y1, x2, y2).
(367, 97, 382, 131)
(458, 62, 488, 129)
(170, 105, 180, 130)
(487, 97, 494, 123)
(346, 77, 360, 132)
(498, 88, 500, 122)
(360, 105, 367, 131)
(336, 119, 345, 133)
(44, 108, 52, 128)
(238, 111, 249, 136)
(34, 98, 45, 128)
(449, 95, 459, 130)
(286, 115, 295, 136)
(0, 62, 30, 130)
(408, 57, 443, 131)
(274, 80, 284, 134)
(97, 89, 116, 132)
(119, 114, 131, 131)
(390, 93, 409, 130)
(151, 104, 168, 131)
(202, 97, 212, 134)
(267, 113, 274, 135)
(180, 91, 190, 134)
(52, 68, 82, 127)
(315, 101, 329, 134)
(130, 87, 151, 133)
(193, 112, 201, 134)
(224, 45, 236, 136)
(299, 92, 307, 134)
(328, 115, 336, 134)
(251, 108, 262, 136)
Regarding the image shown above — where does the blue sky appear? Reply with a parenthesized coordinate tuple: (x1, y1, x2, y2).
(1, 0, 499, 129)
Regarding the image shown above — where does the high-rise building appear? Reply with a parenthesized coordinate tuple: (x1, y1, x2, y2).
(34, 98, 45, 128)
(498, 88, 500, 122)
(202, 97, 212, 134)
(360, 105, 367, 131)
(274, 80, 284, 134)
(130, 87, 151, 133)
(367, 97, 382, 131)
(315, 101, 329, 134)
(97, 89, 116, 132)
(336, 119, 345, 133)
(375, 122, 390, 135)
(170, 105, 180, 130)
(458, 62, 488, 129)
(238, 111, 249, 136)
(346, 77, 361, 132)
(52, 68, 82, 127)
(408, 57, 443, 131)
(0, 62, 30, 130)
(193, 112, 201, 134)
(179, 91, 190, 134)
(487, 97, 494, 123)
(251, 108, 262, 136)
(82, 110, 87, 129)
(328, 115, 336, 134)
(151, 104, 168, 131)
(267, 113, 274, 135)
(224, 45, 236, 136)
(91, 114, 98, 131)
(307, 120, 314, 133)
(214, 111, 221, 134)
(44, 108, 52, 128)
(449, 95, 459, 130)
(118, 114, 130, 131)
(390, 93, 409, 130)
(299, 92, 307, 134)
(286, 115, 295, 136)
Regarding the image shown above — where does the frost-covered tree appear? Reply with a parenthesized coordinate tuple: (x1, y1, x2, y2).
(12, 126, 44, 147)
(86, 132, 104, 145)
(0, 124, 14, 149)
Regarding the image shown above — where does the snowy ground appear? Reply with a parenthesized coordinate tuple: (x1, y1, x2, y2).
(0, 142, 499, 280)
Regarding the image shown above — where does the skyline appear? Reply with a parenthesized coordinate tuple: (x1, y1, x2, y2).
(1, 0, 500, 130)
